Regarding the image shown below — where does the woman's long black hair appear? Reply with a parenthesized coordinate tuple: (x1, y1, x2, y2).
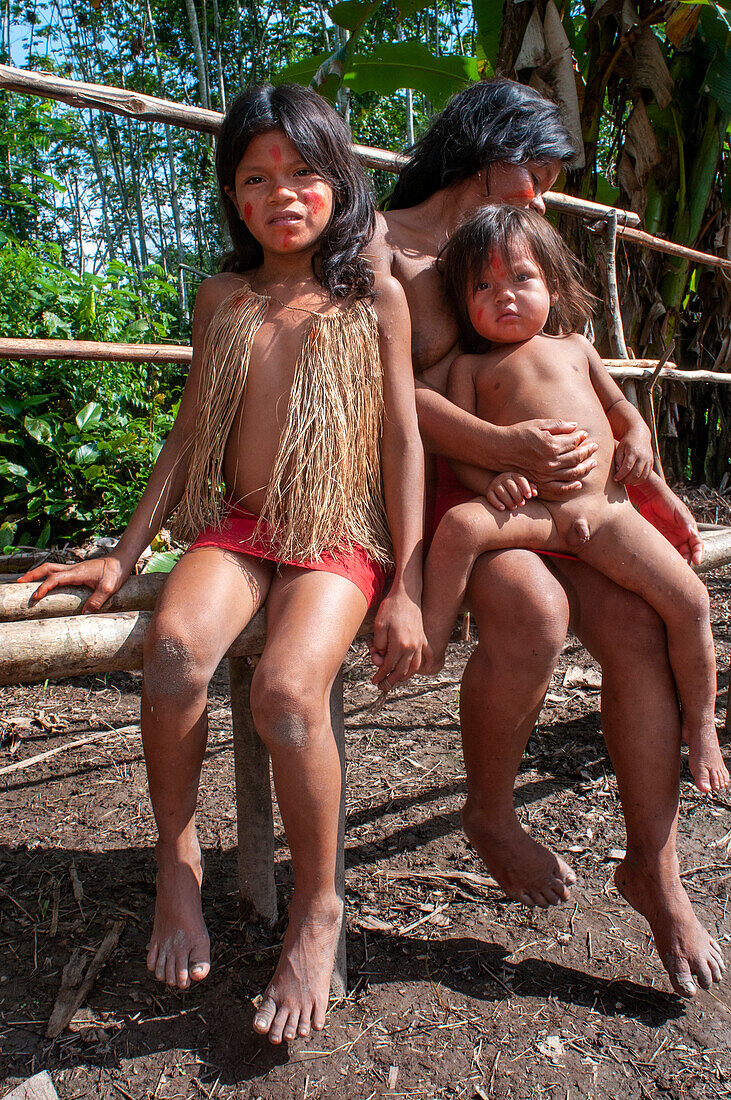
(217, 83, 375, 301)
(385, 78, 576, 210)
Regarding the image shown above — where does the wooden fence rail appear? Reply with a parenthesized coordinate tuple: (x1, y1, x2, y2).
(4, 337, 731, 386)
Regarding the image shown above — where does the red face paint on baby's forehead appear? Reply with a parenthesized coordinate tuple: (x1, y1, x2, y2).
(268, 143, 282, 164)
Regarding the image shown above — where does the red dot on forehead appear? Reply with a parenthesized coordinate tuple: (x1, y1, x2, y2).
(268, 144, 282, 163)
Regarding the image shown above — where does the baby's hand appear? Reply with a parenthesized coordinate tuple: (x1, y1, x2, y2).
(486, 472, 538, 511)
(614, 427, 654, 484)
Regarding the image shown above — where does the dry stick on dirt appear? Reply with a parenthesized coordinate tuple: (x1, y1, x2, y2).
(46, 920, 124, 1038)
(0, 724, 140, 776)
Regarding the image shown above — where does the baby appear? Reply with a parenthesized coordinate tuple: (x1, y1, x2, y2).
(422, 204, 727, 794)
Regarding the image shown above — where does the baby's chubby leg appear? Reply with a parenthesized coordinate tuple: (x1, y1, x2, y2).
(422, 496, 559, 672)
(566, 499, 727, 794)
(143, 547, 274, 990)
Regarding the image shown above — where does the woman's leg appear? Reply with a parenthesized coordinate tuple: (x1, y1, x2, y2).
(550, 555, 725, 997)
(461, 548, 577, 907)
(143, 547, 274, 990)
(248, 566, 368, 1045)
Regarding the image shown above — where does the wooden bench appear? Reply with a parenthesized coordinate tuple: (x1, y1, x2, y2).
(2, 527, 731, 993)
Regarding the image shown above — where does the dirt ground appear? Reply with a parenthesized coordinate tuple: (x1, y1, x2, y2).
(2, 566, 731, 1100)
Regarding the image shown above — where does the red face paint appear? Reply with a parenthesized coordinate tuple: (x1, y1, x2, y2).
(506, 188, 535, 204)
(282, 228, 294, 248)
(243, 202, 252, 222)
(302, 189, 326, 215)
(268, 144, 282, 164)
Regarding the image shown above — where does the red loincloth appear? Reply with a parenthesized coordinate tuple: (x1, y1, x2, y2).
(190, 504, 388, 608)
(427, 456, 578, 562)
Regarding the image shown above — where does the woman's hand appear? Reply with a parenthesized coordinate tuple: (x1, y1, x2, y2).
(369, 586, 429, 688)
(614, 425, 654, 484)
(629, 476, 703, 565)
(18, 554, 129, 613)
(486, 472, 537, 511)
(506, 420, 598, 494)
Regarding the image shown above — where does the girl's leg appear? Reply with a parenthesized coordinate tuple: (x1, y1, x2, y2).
(143, 547, 274, 990)
(461, 549, 577, 907)
(247, 566, 368, 1045)
(574, 503, 727, 792)
(552, 555, 725, 997)
(423, 497, 558, 670)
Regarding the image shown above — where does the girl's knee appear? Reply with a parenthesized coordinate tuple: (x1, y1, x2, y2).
(143, 620, 214, 702)
(469, 557, 568, 669)
(250, 663, 327, 750)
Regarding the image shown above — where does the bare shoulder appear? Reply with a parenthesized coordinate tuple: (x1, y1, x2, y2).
(449, 351, 482, 380)
(372, 269, 407, 316)
(193, 272, 252, 326)
(365, 212, 394, 274)
(560, 331, 596, 360)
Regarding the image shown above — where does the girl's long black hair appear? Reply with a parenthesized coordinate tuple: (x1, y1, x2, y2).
(385, 78, 576, 210)
(217, 83, 375, 301)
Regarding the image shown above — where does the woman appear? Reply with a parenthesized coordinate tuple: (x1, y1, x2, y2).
(370, 77, 724, 999)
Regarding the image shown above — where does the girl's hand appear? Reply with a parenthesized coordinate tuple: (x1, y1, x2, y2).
(369, 588, 428, 687)
(486, 472, 537, 511)
(628, 477, 702, 565)
(614, 426, 654, 484)
(17, 554, 129, 613)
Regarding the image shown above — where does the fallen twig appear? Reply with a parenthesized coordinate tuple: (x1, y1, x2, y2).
(46, 920, 123, 1038)
(0, 724, 139, 776)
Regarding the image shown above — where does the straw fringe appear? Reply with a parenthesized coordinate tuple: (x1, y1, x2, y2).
(173, 285, 392, 566)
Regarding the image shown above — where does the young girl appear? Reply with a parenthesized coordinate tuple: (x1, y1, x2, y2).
(21, 84, 427, 1044)
(422, 204, 727, 796)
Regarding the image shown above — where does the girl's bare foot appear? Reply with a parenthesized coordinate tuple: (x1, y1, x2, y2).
(462, 801, 576, 908)
(253, 893, 342, 1044)
(146, 835, 210, 990)
(683, 722, 729, 794)
(614, 855, 725, 997)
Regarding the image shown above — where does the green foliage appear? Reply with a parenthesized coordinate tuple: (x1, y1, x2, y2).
(0, 238, 184, 547)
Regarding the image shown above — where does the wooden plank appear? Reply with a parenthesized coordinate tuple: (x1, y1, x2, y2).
(229, 656, 278, 926)
(2, 1071, 60, 1100)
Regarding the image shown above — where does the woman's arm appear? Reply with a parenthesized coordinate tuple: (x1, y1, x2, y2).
(19, 276, 231, 609)
(372, 273, 429, 685)
(417, 375, 597, 494)
(628, 473, 703, 565)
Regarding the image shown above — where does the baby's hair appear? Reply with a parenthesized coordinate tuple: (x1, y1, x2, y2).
(385, 78, 576, 211)
(440, 205, 595, 352)
(216, 83, 374, 301)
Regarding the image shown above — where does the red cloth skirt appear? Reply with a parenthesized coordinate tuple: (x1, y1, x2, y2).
(190, 505, 387, 608)
(426, 456, 578, 562)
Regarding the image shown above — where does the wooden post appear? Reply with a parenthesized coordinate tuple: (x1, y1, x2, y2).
(330, 672, 347, 996)
(229, 655, 278, 925)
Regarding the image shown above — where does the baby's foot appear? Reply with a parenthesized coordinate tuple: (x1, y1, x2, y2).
(683, 721, 729, 793)
(615, 856, 725, 997)
(462, 802, 576, 908)
(146, 835, 210, 990)
(253, 893, 341, 1044)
